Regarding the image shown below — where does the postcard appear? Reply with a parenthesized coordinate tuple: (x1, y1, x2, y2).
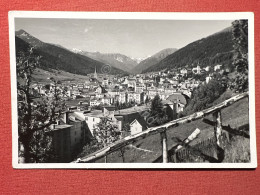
(9, 11, 256, 168)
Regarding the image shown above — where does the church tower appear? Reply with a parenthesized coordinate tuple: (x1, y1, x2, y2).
(94, 66, 97, 79)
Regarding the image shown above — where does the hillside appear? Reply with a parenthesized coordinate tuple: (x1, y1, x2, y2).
(15, 30, 127, 75)
(31, 68, 90, 83)
(72, 50, 138, 73)
(132, 48, 178, 74)
(142, 27, 234, 73)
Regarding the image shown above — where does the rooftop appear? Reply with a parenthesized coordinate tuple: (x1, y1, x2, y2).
(83, 110, 104, 117)
(130, 118, 149, 129)
(69, 112, 85, 122)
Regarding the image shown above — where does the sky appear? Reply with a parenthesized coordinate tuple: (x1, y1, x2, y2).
(15, 18, 233, 59)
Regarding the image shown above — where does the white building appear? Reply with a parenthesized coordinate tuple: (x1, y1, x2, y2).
(206, 76, 212, 84)
(118, 93, 127, 103)
(74, 110, 102, 135)
(204, 66, 211, 72)
(90, 99, 101, 107)
(102, 78, 109, 86)
(192, 65, 201, 74)
(214, 64, 222, 71)
(101, 97, 111, 105)
(130, 118, 148, 135)
(180, 68, 188, 75)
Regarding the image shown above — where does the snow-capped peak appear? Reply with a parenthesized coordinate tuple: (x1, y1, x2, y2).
(130, 56, 150, 64)
(115, 56, 124, 63)
(71, 48, 83, 53)
(20, 32, 29, 37)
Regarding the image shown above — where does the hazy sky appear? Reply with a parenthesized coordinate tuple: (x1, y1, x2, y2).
(15, 18, 233, 59)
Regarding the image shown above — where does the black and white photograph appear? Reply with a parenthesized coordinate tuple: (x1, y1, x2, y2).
(9, 12, 256, 168)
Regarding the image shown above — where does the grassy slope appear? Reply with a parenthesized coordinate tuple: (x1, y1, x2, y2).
(99, 96, 249, 163)
(32, 68, 117, 84)
(222, 136, 250, 163)
(32, 68, 90, 83)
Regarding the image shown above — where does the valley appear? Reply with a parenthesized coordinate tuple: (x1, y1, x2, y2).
(15, 20, 250, 165)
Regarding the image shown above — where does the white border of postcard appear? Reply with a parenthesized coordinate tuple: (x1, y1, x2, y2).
(9, 11, 257, 169)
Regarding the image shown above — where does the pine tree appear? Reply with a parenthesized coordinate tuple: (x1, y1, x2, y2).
(150, 94, 168, 126)
(151, 94, 163, 115)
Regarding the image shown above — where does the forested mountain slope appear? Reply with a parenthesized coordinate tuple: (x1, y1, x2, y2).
(15, 30, 127, 75)
(142, 27, 233, 73)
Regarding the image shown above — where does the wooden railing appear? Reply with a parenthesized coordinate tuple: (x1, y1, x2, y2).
(74, 91, 249, 163)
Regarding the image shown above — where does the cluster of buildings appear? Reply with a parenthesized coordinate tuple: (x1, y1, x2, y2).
(33, 64, 226, 107)
(32, 64, 227, 162)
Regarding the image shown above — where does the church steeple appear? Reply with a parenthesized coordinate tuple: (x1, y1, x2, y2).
(94, 66, 97, 79)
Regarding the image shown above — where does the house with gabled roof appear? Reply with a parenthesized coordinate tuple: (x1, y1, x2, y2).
(130, 118, 149, 135)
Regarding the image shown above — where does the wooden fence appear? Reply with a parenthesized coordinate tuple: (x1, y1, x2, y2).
(74, 91, 249, 163)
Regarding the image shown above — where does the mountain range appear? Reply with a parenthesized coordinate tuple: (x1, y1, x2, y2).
(71, 49, 138, 73)
(15, 26, 234, 76)
(15, 30, 128, 76)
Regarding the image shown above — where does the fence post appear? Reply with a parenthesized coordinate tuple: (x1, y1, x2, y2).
(213, 110, 222, 146)
(120, 148, 125, 163)
(213, 110, 225, 162)
(160, 130, 168, 163)
(213, 111, 223, 146)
